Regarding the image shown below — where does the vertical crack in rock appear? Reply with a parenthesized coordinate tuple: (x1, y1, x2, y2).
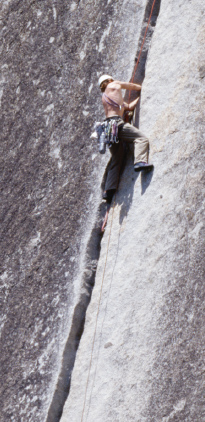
(134, 0, 161, 85)
(125, 0, 161, 126)
(46, 1, 161, 421)
(46, 202, 105, 422)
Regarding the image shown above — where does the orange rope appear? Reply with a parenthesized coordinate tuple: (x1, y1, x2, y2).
(129, 0, 157, 103)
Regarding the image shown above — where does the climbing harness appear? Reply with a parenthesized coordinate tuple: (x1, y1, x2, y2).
(81, 1, 158, 420)
(93, 117, 123, 154)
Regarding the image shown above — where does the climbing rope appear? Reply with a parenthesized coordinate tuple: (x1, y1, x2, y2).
(128, 0, 157, 103)
(81, 199, 116, 422)
(81, 1, 157, 420)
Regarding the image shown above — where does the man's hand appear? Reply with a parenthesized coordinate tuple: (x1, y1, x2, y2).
(124, 97, 140, 111)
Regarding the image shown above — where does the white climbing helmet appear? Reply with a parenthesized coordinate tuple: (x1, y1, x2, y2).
(98, 74, 114, 87)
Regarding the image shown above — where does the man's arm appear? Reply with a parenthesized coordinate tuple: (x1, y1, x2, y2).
(114, 81, 141, 91)
(124, 97, 140, 111)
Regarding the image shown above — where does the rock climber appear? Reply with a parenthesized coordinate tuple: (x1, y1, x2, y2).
(98, 74, 153, 203)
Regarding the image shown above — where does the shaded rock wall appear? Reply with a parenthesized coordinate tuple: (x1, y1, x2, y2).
(60, 0, 205, 421)
(0, 1, 149, 421)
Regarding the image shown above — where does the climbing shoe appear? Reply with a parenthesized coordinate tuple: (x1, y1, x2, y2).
(134, 162, 154, 172)
(102, 189, 116, 203)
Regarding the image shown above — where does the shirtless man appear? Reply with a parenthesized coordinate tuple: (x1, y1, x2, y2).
(98, 74, 153, 202)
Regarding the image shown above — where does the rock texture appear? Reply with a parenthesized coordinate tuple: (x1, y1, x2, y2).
(0, 1, 149, 421)
(1, 0, 204, 422)
(60, 0, 205, 421)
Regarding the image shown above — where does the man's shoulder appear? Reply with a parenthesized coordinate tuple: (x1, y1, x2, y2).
(106, 81, 121, 91)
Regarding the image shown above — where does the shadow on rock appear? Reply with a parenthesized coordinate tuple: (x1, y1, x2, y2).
(114, 151, 140, 225)
(101, 147, 154, 228)
(141, 166, 154, 195)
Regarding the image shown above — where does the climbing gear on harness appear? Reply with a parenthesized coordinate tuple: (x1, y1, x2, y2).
(134, 162, 154, 172)
(92, 117, 123, 154)
(98, 74, 113, 87)
(103, 93, 125, 110)
(99, 125, 106, 154)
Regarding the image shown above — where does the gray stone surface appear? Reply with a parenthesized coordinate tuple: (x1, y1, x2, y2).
(0, 1, 149, 421)
(60, 0, 205, 421)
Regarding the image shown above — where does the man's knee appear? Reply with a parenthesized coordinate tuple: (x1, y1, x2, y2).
(134, 137, 149, 147)
(119, 124, 148, 144)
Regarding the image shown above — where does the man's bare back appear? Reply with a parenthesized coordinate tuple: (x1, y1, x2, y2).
(102, 80, 141, 118)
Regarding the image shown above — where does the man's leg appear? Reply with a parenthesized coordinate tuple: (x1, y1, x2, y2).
(104, 141, 125, 201)
(118, 123, 153, 171)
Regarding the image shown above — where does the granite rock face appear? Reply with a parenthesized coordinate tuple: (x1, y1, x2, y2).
(1, 0, 204, 421)
(60, 0, 205, 421)
(0, 1, 149, 421)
